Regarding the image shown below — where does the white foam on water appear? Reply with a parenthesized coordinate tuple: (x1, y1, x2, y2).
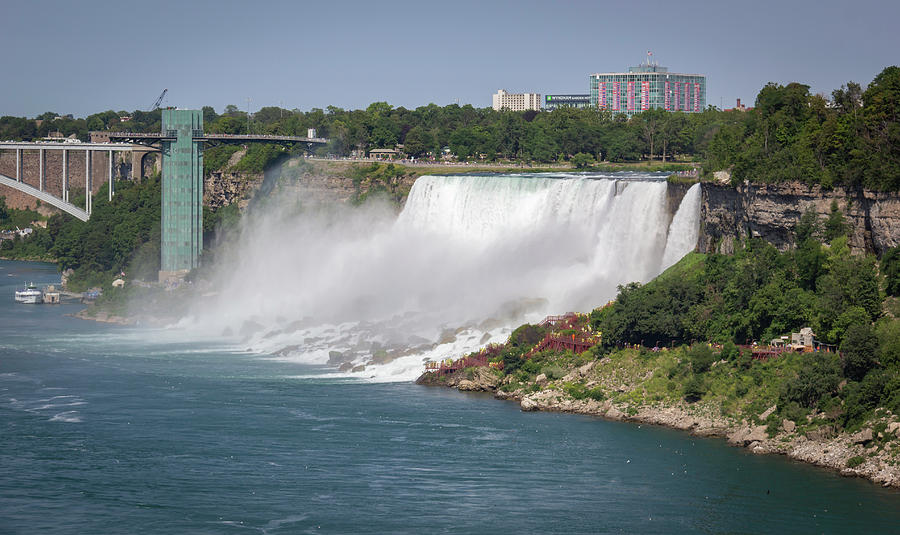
(49, 411, 82, 423)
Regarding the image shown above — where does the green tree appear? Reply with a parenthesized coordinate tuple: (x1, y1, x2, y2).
(876, 318, 900, 368)
(882, 246, 900, 296)
(403, 126, 433, 158)
(779, 353, 842, 408)
(823, 200, 848, 242)
(688, 344, 716, 373)
(571, 152, 595, 169)
(861, 66, 900, 190)
(841, 322, 878, 381)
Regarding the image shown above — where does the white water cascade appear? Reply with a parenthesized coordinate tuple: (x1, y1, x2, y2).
(185, 173, 701, 381)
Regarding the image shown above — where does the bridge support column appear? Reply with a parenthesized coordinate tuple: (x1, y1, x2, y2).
(131, 150, 143, 181)
(39, 149, 45, 191)
(108, 149, 114, 201)
(15, 149, 21, 181)
(62, 150, 68, 202)
(85, 150, 92, 215)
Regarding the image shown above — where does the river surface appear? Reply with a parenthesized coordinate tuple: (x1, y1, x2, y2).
(2, 260, 899, 534)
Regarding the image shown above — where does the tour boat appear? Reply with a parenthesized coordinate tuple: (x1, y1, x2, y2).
(15, 283, 42, 304)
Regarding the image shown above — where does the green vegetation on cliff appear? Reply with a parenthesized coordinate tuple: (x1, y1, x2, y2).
(450, 207, 900, 437)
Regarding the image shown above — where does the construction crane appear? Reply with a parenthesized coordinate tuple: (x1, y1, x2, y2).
(150, 89, 168, 111)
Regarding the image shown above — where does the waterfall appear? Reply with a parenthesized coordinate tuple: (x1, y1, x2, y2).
(661, 183, 702, 271)
(190, 173, 702, 381)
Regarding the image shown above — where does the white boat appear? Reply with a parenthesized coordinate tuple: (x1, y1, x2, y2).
(15, 283, 42, 304)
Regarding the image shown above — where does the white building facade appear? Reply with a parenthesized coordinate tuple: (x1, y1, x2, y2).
(491, 89, 542, 111)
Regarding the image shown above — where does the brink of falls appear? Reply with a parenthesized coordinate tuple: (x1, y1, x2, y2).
(189, 173, 701, 381)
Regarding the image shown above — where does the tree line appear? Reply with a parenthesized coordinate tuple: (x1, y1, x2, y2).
(2, 66, 898, 189)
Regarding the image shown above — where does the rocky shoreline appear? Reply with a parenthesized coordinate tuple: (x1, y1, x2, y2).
(417, 364, 900, 489)
(72, 307, 136, 325)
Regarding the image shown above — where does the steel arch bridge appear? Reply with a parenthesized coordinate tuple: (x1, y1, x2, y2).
(0, 117, 327, 281)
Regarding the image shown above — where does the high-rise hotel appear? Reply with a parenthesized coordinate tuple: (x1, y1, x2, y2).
(590, 58, 706, 116)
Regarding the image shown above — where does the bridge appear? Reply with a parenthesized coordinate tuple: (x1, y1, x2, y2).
(0, 141, 137, 221)
(103, 132, 329, 145)
(0, 111, 328, 281)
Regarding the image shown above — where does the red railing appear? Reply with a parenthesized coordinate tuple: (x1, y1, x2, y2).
(537, 313, 578, 328)
(526, 332, 599, 358)
(526, 313, 599, 358)
(424, 344, 504, 375)
(424, 313, 603, 374)
(738, 344, 839, 361)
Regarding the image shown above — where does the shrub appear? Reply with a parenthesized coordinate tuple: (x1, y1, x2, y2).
(689, 344, 716, 373)
(720, 341, 740, 361)
(883, 247, 900, 297)
(521, 359, 541, 375)
(780, 401, 807, 425)
(842, 369, 890, 427)
(564, 383, 606, 401)
(683, 376, 706, 402)
(876, 318, 900, 367)
(847, 455, 865, 468)
(541, 365, 566, 380)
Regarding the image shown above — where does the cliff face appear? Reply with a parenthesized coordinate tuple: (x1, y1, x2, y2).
(202, 168, 900, 258)
(273, 159, 359, 205)
(204, 170, 263, 210)
(698, 182, 900, 255)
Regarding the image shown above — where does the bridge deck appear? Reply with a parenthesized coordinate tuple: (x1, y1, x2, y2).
(103, 132, 328, 144)
(0, 142, 135, 151)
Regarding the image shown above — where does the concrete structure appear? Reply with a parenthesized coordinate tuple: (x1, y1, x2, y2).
(90, 132, 161, 180)
(159, 109, 204, 281)
(790, 328, 816, 351)
(492, 90, 541, 111)
(590, 55, 706, 116)
(368, 148, 401, 160)
(543, 94, 591, 111)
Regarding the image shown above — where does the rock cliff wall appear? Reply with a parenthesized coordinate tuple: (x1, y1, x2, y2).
(698, 181, 900, 255)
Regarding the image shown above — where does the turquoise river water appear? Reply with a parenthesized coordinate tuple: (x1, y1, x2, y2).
(1, 260, 899, 534)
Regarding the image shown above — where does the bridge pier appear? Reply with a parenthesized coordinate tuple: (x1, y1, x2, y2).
(62, 150, 68, 203)
(108, 149, 114, 201)
(39, 149, 44, 191)
(15, 149, 21, 181)
(85, 150, 92, 215)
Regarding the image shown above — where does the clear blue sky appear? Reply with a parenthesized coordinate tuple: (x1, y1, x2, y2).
(4, 0, 898, 118)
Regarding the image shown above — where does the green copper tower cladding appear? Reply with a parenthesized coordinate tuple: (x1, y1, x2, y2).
(160, 109, 203, 280)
